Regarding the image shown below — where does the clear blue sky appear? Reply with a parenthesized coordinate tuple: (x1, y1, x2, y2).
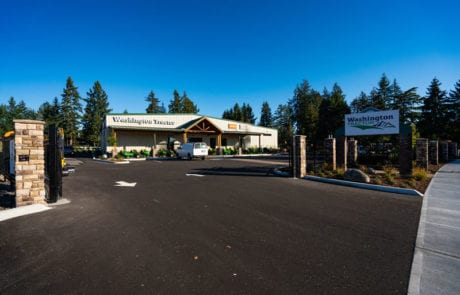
(1, 0, 459, 119)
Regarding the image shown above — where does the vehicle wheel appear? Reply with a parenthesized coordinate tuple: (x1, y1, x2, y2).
(187, 153, 192, 160)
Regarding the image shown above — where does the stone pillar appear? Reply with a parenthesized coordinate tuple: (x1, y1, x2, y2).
(324, 137, 336, 171)
(347, 139, 358, 167)
(448, 142, 458, 160)
(336, 136, 347, 170)
(399, 132, 413, 176)
(14, 120, 46, 206)
(440, 141, 449, 163)
(416, 138, 429, 170)
(293, 135, 307, 178)
(429, 140, 439, 165)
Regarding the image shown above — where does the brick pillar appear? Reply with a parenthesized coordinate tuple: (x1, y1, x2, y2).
(416, 138, 429, 170)
(440, 141, 449, 163)
(336, 136, 347, 170)
(429, 140, 439, 165)
(324, 137, 336, 171)
(448, 142, 458, 160)
(14, 120, 46, 206)
(399, 132, 413, 176)
(347, 139, 358, 167)
(293, 135, 306, 178)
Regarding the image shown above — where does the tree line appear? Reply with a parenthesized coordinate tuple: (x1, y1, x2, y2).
(260, 75, 459, 148)
(1, 74, 459, 148)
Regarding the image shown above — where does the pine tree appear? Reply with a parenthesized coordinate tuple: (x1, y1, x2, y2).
(81, 81, 111, 146)
(259, 101, 273, 127)
(181, 92, 199, 113)
(145, 91, 163, 113)
(0, 97, 36, 136)
(448, 80, 460, 139)
(241, 103, 256, 124)
(350, 92, 371, 113)
(273, 104, 293, 148)
(318, 83, 350, 139)
(168, 90, 182, 113)
(288, 80, 322, 138)
(370, 74, 392, 110)
(38, 97, 61, 126)
(419, 78, 449, 139)
(222, 103, 242, 121)
(60, 77, 82, 146)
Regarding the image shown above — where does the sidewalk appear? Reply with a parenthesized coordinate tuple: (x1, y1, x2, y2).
(408, 160, 460, 295)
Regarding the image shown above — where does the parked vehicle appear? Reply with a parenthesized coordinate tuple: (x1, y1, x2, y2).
(176, 142, 208, 160)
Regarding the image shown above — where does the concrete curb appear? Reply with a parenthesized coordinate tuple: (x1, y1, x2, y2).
(304, 175, 423, 197)
(93, 158, 130, 164)
(272, 168, 423, 197)
(0, 204, 52, 222)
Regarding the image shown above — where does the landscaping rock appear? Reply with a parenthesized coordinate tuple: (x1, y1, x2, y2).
(344, 169, 370, 183)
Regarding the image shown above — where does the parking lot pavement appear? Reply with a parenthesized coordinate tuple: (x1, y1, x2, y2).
(0, 158, 422, 294)
(408, 160, 460, 295)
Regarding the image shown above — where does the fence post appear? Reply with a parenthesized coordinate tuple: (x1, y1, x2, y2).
(293, 135, 307, 178)
(13, 120, 46, 206)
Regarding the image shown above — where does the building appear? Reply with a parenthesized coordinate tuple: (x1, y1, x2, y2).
(101, 113, 278, 154)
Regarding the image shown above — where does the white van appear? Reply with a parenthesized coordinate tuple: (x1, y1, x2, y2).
(176, 142, 208, 160)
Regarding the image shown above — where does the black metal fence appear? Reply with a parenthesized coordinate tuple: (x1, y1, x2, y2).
(44, 124, 63, 203)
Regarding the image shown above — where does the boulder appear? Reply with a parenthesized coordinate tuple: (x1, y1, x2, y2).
(343, 168, 370, 183)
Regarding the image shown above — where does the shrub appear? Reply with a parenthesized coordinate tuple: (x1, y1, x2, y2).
(412, 167, 428, 181)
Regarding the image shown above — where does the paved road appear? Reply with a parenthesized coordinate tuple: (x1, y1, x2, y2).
(0, 158, 421, 294)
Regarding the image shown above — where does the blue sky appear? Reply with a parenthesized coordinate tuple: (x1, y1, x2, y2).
(1, 0, 459, 119)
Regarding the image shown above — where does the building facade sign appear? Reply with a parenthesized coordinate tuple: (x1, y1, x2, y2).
(345, 110, 399, 136)
(112, 116, 175, 127)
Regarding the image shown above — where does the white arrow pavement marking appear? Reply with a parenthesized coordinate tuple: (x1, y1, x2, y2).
(115, 181, 137, 187)
(185, 174, 205, 177)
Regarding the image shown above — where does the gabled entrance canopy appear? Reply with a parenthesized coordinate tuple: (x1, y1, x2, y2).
(182, 117, 222, 134)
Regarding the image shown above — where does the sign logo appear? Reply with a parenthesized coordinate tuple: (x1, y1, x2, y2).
(345, 110, 399, 136)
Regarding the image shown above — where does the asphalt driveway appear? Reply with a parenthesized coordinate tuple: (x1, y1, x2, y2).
(0, 158, 421, 294)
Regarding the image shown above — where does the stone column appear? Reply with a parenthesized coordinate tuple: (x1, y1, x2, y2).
(429, 140, 439, 165)
(347, 139, 358, 167)
(399, 132, 413, 176)
(416, 138, 429, 170)
(324, 137, 336, 171)
(14, 120, 46, 206)
(293, 135, 307, 178)
(448, 142, 458, 160)
(336, 136, 347, 170)
(440, 141, 449, 163)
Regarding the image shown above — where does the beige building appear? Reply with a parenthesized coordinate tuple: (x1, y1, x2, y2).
(101, 113, 278, 154)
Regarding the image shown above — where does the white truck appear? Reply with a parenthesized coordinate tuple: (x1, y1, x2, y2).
(176, 142, 208, 160)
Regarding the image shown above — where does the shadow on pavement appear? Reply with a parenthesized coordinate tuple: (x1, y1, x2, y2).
(191, 166, 276, 177)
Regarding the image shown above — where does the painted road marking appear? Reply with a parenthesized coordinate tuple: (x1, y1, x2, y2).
(185, 174, 205, 177)
(115, 181, 137, 187)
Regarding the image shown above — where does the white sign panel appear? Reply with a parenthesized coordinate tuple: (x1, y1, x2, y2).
(345, 110, 399, 136)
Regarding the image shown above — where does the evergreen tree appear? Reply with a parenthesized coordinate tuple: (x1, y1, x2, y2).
(350, 92, 371, 113)
(241, 103, 256, 124)
(259, 101, 273, 127)
(222, 103, 242, 121)
(448, 80, 460, 139)
(168, 90, 182, 113)
(181, 92, 199, 113)
(38, 97, 61, 125)
(317, 83, 350, 139)
(60, 77, 82, 145)
(273, 104, 293, 148)
(0, 97, 36, 136)
(419, 78, 449, 139)
(370, 74, 392, 110)
(390, 82, 422, 125)
(288, 80, 322, 139)
(145, 91, 163, 113)
(81, 81, 111, 146)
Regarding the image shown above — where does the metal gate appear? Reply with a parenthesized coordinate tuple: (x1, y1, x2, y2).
(45, 124, 63, 203)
